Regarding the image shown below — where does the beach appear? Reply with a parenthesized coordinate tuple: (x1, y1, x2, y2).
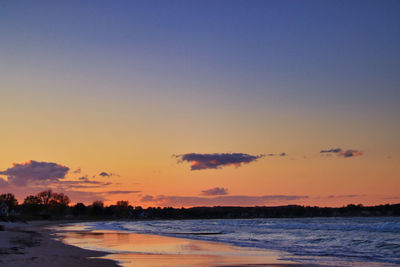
(0, 221, 303, 267)
(0, 221, 116, 267)
(3, 218, 398, 266)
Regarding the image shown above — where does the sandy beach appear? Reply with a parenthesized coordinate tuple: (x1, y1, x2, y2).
(0, 221, 305, 267)
(0, 221, 116, 267)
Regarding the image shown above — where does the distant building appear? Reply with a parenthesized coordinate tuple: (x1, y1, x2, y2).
(0, 202, 8, 217)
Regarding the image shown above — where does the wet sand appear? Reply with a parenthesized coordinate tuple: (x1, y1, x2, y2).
(1, 221, 307, 267)
(0, 221, 116, 267)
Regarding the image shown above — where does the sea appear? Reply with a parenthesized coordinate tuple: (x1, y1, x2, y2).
(64, 217, 400, 266)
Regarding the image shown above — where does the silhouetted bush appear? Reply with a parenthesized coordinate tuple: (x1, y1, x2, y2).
(72, 203, 87, 217)
(22, 195, 43, 216)
(89, 200, 105, 217)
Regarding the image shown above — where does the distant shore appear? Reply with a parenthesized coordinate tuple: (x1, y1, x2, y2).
(0, 220, 307, 267)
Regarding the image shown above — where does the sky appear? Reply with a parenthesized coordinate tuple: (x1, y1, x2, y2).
(0, 0, 399, 207)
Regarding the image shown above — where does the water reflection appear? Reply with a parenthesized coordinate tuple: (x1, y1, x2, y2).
(58, 230, 293, 267)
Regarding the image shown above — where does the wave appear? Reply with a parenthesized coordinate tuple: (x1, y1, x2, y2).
(70, 217, 400, 265)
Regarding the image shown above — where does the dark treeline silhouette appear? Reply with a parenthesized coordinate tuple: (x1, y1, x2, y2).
(1, 191, 400, 221)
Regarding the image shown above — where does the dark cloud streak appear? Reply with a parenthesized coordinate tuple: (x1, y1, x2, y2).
(266, 152, 286, 157)
(99, 172, 118, 177)
(320, 148, 342, 153)
(320, 148, 363, 158)
(176, 153, 264, 170)
(340, 149, 363, 158)
(201, 187, 228, 196)
(105, 190, 141, 195)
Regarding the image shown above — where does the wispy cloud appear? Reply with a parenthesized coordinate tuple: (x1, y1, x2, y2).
(0, 178, 8, 187)
(265, 152, 287, 157)
(175, 153, 264, 170)
(327, 194, 361, 198)
(140, 194, 308, 207)
(72, 167, 81, 174)
(320, 148, 363, 158)
(340, 149, 363, 158)
(383, 196, 400, 200)
(99, 172, 118, 177)
(56, 176, 112, 189)
(201, 187, 228, 196)
(141, 195, 155, 202)
(105, 190, 141, 195)
(320, 148, 342, 153)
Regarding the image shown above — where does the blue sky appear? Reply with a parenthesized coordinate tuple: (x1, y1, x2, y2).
(1, 1, 399, 205)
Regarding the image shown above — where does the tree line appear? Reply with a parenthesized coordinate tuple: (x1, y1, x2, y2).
(1, 190, 399, 221)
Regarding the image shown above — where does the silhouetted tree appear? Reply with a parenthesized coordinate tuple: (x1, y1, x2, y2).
(1, 189, 399, 220)
(23, 195, 42, 205)
(116, 200, 129, 208)
(51, 193, 70, 206)
(90, 200, 104, 217)
(0, 193, 18, 210)
(72, 203, 87, 217)
(93, 200, 104, 208)
(33, 190, 71, 217)
(36, 190, 53, 205)
(22, 195, 42, 216)
(115, 200, 131, 217)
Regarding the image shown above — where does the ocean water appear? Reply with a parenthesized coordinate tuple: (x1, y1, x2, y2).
(70, 217, 400, 266)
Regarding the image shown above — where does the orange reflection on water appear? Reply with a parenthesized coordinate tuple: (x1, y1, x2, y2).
(60, 230, 295, 267)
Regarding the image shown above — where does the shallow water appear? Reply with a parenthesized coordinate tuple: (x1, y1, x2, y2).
(57, 231, 295, 266)
(63, 217, 400, 266)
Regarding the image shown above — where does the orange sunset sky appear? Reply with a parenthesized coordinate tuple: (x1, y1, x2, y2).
(1, 1, 399, 207)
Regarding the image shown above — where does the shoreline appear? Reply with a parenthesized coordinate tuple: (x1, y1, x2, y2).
(54, 222, 306, 267)
(0, 221, 117, 267)
(0, 220, 306, 267)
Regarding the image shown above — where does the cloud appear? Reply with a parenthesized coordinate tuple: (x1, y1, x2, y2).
(99, 172, 118, 177)
(72, 167, 81, 174)
(340, 149, 363, 158)
(383, 196, 400, 200)
(327, 194, 361, 198)
(0, 160, 69, 186)
(140, 195, 308, 207)
(56, 176, 112, 189)
(141, 195, 155, 202)
(0, 160, 124, 204)
(201, 187, 228, 196)
(0, 160, 116, 193)
(0, 178, 8, 187)
(320, 148, 363, 158)
(104, 190, 141, 195)
(320, 148, 342, 153)
(265, 152, 287, 157)
(176, 153, 264, 170)
(76, 176, 111, 185)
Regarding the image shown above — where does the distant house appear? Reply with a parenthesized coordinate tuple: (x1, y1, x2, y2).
(139, 211, 148, 218)
(0, 202, 8, 217)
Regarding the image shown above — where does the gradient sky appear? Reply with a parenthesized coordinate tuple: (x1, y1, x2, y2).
(1, 0, 399, 207)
